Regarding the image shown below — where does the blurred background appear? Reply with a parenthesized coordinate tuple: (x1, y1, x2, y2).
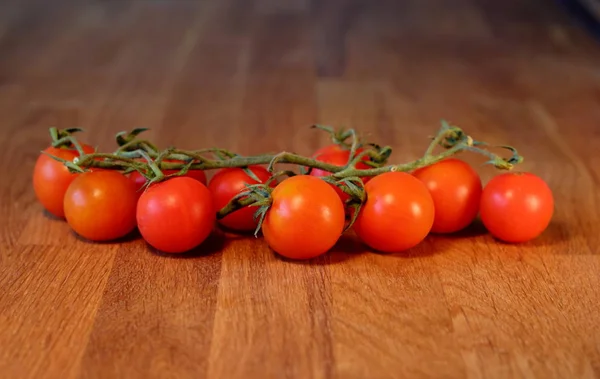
(1, 0, 599, 167)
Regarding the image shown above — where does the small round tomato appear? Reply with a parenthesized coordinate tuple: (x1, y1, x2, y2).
(137, 177, 215, 253)
(63, 170, 138, 241)
(313, 144, 348, 158)
(413, 158, 482, 233)
(353, 172, 435, 253)
(208, 166, 273, 232)
(129, 159, 207, 193)
(261, 175, 345, 260)
(480, 172, 553, 243)
(33, 144, 96, 218)
(309, 150, 371, 202)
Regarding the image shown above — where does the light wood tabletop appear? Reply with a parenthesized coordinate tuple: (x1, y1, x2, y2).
(1, 0, 599, 378)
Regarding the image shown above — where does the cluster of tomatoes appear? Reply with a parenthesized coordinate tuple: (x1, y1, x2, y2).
(32, 139, 554, 260)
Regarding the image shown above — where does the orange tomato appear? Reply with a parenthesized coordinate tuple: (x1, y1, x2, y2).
(63, 171, 138, 241)
(33, 144, 96, 218)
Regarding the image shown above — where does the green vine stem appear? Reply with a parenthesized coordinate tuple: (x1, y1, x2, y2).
(46, 120, 524, 231)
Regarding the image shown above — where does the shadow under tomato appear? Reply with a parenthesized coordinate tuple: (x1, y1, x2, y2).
(493, 219, 572, 249)
(42, 209, 65, 221)
(70, 227, 143, 245)
(274, 233, 366, 265)
(428, 219, 489, 240)
(146, 228, 227, 259)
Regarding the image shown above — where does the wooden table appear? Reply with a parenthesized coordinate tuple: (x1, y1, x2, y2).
(1, 0, 599, 378)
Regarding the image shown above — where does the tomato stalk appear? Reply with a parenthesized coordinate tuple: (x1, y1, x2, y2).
(45, 121, 524, 228)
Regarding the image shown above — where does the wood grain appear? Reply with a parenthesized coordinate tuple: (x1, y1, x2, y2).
(1, 0, 599, 378)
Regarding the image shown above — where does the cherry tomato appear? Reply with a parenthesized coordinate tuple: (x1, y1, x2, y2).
(412, 158, 482, 233)
(480, 172, 554, 243)
(137, 177, 215, 253)
(33, 144, 96, 218)
(208, 166, 273, 232)
(353, 172, 435, 253)
(261, 175, 345, 260)
(63, 170, 138, 241)
(309, 150, 371, 202)
(129, 159, 207, 193)
(313, 144, 348, 157)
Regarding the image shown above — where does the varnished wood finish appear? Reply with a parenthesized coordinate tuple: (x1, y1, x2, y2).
(1, 1, 600, 378)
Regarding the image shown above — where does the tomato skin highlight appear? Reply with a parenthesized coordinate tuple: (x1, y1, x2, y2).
(33, 144, 96, 218)
(413, 158, 482, 234)
(354, 172, 435, 253)
(309, 150, 370, 202)
(63, 170, 138, 241)
(208, 166, 273, 232)
(261, 175, 345, 260)
(137, 177, 215, 253)
(480, 172, 554, 243)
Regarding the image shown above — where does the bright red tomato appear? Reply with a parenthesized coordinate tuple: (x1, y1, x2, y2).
(261, 175, 345, 260)
(353, 172, 435, 253)
(33, 144, 96, 218)
(63, 170, 138, 241)
(310, 150, 371, 202)
(208, 166, 273, 232)
(480, 172, 554, 243)
(137, 177, 215, 253)
(129, 159, 207, 193)
(412, 158, 482, 233)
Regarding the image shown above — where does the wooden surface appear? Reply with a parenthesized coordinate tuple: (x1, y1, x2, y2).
(1, 0, 600, 378)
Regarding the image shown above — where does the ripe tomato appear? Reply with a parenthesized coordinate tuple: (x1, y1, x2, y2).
(353, 172, 435, 253)
(208, 166, 273, 232)
(412, 158, 482, 233)
(129, 159, 207, 193)
(137, 177, 215, 253)
(313, 144, 348, 157)
(261, 175, 345, 260)
(480, 172, 554, 243)
(33, 144, 96, 218)
(309, 150, 371, 202)
(63, 170, 138, 241)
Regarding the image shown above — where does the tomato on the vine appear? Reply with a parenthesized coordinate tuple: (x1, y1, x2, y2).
(137, 177, 215, 253)
(129, 159, 207, 193)
(353, 172, 435, 253)
(309, 149, 371, 202)
(261, 175, 345, 260)
(33, 144, 96, 218)
(63, 170, 138, 241)
(412, 158, 482, 233)
(480, 172, 553, 243)
(208, 166, 273, 232)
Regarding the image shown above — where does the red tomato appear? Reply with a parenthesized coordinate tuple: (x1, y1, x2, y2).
(261, 175, 345, 260)
(137, 177, 215, 253)
(63, 170, 138, 241)
(480, 172, 554, 243)
(412, 158, 482, 233)
(309, 150, 371, 202)
(129, 159, 207, 193)
(313, 144, 348, 157)
(353, 172, 435, 253)
(208, 166, 273, 232)
(33, 144, 96, 218)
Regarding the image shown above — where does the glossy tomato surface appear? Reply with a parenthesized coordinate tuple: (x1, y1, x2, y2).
(208, 166, 273, 232)
(354, 171, 435, 253)
(480, 172, 554, 243)
(413, 158, 482, 233)
(261, 175, 345, 260)
(63, 170, 138, 241)
(33, 144, 96, 218)
(137, 177, 215, 253)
